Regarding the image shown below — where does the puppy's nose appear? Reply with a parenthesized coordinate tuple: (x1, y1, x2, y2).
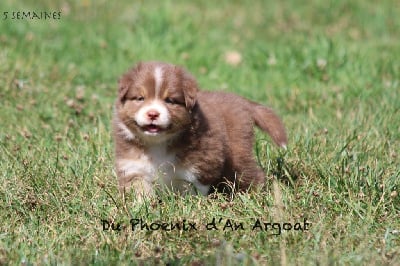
(147, 110, 160, 120)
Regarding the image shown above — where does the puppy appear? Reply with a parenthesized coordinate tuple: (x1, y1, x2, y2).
(113, 61, 287, 200)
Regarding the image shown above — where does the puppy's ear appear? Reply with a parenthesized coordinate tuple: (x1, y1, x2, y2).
(118, 76, 130, 103)
(117, 62, 143, 103)
(177, 66, 198, 110)
(183, 82, 197, 110)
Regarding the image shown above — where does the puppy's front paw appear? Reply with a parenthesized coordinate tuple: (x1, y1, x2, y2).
(120, 179, 155, 204)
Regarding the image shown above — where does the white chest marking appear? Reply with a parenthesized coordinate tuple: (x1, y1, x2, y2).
(117, 144, 210, 195)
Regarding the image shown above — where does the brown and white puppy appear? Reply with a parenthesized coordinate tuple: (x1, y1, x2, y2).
(113, 61, 287, 200)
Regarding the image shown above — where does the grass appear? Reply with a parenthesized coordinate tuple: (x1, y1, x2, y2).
(0, 0, 399, 264)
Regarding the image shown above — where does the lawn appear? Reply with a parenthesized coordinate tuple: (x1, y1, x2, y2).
(0, 0, 399, 264)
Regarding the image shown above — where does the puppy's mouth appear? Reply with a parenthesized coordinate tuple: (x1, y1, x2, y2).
(141, 124, 165, 134)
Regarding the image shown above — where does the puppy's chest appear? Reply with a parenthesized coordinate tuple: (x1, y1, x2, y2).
(142, 146, 193, 184)
(147, 146, 177, 174)
(118, 144, 210, 195)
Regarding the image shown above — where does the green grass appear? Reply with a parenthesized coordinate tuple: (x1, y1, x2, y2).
(1, 0, 399, 264)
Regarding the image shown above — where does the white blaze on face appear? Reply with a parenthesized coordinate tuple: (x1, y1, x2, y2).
(154, 66, 163, 96)
(134, 67, 171, 131)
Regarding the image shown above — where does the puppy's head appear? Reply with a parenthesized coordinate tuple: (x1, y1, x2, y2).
(115, 62, 198, 144)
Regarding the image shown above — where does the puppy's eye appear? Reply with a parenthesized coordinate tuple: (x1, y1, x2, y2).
(165, 98, 175, 104)
(133, 96, 145, 102)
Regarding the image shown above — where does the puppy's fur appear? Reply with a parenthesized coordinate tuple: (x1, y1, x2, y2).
(113, 62, 287, 199)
